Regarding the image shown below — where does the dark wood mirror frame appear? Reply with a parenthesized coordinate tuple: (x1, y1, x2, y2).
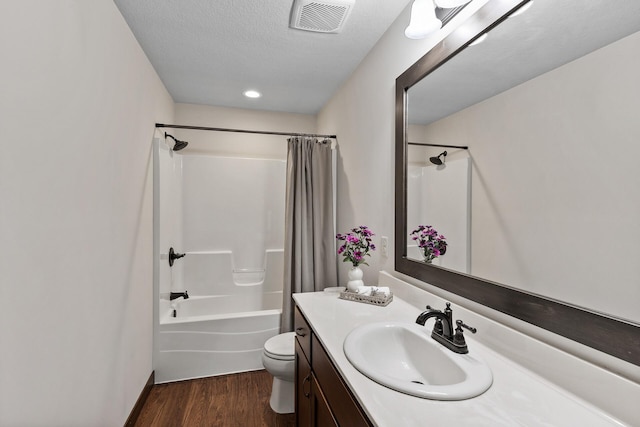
(394, 0, 639, 367)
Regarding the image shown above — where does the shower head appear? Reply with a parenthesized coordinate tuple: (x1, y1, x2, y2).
(429, 151, 447, 165)
(165, 133, 189, 151)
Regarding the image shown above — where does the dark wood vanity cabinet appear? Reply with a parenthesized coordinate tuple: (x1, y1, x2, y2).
(294, 306, 372, 427)
(295, 339, 313, 426)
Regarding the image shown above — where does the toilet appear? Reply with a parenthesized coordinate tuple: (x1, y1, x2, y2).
(262, 332, 296, 414)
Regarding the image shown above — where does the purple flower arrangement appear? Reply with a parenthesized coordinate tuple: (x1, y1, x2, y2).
(410, 225, 447, 263)
(336, 225, 376, 267)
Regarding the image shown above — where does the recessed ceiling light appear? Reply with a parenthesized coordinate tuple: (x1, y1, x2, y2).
(243, 90, 261, 99)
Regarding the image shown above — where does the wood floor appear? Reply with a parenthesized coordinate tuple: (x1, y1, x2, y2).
(134, 370, 296, 427)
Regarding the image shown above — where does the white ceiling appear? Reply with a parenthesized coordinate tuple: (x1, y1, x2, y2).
(113, 0, 412, 115)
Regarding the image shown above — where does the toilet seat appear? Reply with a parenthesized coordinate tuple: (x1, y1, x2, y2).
(264, 332, 295, 361)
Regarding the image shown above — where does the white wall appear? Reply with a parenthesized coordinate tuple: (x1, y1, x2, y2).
(318, 1, 489, 286)
(0, 1, 174, 426)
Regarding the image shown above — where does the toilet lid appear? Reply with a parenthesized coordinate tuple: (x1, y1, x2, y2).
(264, 332, 296, 360)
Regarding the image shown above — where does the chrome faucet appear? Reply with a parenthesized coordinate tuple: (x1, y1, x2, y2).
(416, 302, 476, 354)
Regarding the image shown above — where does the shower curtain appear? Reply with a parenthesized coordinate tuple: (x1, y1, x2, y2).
(281, 137, 337, 332)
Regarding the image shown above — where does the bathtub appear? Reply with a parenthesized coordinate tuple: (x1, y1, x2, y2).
(155, 292, 282, 383)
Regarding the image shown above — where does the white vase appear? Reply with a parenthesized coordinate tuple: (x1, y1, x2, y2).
(347, 266, 364, 292)
(423, 256, 441, 266)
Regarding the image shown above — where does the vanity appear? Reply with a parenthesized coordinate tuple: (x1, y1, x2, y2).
(293, 272, 635, 426)
(294, 305, 372, 427)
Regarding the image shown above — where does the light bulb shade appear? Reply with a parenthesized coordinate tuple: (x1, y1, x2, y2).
(509, 1, 533, 17)
(469, 33, 488, 46)
(405, 0, 442, 40)
(434, 0, 471, 8)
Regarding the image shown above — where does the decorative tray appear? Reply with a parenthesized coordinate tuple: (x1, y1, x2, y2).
(339, 290, 393, 307)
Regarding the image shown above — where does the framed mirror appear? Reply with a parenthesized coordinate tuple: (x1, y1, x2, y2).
(395, 0, 640, 366)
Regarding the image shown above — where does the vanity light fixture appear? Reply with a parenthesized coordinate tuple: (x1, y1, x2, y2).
(434, 0, 471, 8)
(405, 0, 442, 40)
(243, 90, 261, 99)
(469, 32, 488, 46)
(509, 0, 533, 17)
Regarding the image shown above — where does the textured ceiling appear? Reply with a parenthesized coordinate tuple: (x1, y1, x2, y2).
(114, 0, 412, 115)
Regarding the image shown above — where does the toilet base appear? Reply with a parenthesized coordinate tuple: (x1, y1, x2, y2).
(269, 377, 294, 414)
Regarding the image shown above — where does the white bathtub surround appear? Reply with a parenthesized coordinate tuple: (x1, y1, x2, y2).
(407, 157, 471, 272)
(293, 272, 639, 426)
(180, 250, 284, 295)
(156, 294, 282, 383)
(169, 296, 185, 317)
(156, 151, 286, 295)
(155, 246, 285, 384)
(181, 155, 286, 269)
(155, 145, 289, 382)
(162, 292, 282, 323)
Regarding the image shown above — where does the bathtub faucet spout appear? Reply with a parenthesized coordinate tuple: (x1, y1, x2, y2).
(170, 291, 189, 301)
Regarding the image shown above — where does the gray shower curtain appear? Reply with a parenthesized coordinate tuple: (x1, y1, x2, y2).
(280, 137, 337, 333)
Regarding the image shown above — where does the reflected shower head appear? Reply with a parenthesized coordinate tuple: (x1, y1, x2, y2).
(429, 151, 447, 165)
(165, 132, 189, 151)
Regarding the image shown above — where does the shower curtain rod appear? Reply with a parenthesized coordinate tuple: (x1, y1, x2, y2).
(156, 123, 336, 139)
(408, 142, 469, 149)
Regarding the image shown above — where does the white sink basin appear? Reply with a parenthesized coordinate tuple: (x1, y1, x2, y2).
(343, 321, 493, 400)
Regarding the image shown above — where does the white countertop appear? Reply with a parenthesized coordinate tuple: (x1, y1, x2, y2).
(293, 290, 626, 427)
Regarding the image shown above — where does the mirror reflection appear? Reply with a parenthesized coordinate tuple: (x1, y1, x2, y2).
(404, 0, 640, 322)
(406, 146, 470, 272)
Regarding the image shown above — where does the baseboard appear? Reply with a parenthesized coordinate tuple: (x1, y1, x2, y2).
(124, 371, 155, 427)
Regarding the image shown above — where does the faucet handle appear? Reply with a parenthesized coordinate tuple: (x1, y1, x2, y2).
(456, 319, 477, 334)
(426, 303, 452, 313)
(453, 320, 475, 347)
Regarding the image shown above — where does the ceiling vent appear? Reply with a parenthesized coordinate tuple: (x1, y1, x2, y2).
(290, 0, 355, 34)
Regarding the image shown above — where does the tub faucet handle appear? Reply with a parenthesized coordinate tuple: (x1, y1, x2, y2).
(169, 247, 186, 266)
